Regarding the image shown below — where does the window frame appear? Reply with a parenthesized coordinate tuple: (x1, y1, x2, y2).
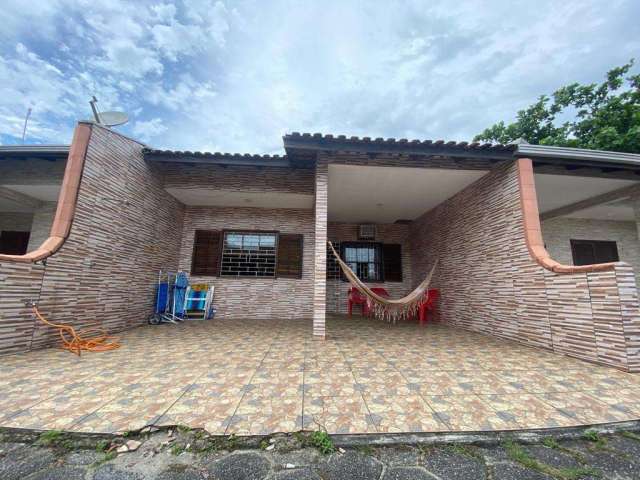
(570, 239, 619, 266)
(340, 241, 384, 283)
(219, 229, 280, 278)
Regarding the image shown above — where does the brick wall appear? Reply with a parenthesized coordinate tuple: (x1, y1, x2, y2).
(326, 222, 413, 314)
(542, 218, 640, 287)
(177, 206, 315, 320)
(0, 124, 185, 354)
(409, 160, 640, 371)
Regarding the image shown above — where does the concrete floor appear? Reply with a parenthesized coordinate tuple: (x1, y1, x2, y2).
(1, 315, 640, 435)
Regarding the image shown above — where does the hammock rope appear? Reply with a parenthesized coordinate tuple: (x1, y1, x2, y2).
(31, 306, 120, 355)
(328, 241, 438, 323)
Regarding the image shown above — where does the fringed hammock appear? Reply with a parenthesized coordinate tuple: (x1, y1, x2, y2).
(328, 241, 438, 323)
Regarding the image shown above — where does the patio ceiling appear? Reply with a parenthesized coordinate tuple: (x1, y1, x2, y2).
(328, 165, 487, 223)
(534, 173, 639, 222)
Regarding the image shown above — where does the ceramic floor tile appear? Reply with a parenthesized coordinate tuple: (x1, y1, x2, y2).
(303, 395, 375, 434)
(2, 316, 639, 436)
(425, 394, 521, 431)
(539, 391, 638, 424)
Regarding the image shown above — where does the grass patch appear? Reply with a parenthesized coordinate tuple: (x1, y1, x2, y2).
(542, 437, 560, 449)
(35, 430, 64, 446)
(95, 439, 110, 452)
(176, 424, 192, 434)
(259, 439, 270, 450)
(621, 431, 640, 442)
(309, 431, 335, 455)
(504, 440, 595, 480)
(171, 443, 186, 456)
(445, 444, 482, 460)
(582, 430, 607, 449)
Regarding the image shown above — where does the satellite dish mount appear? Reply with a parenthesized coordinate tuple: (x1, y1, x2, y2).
(89, 96, 129, 127)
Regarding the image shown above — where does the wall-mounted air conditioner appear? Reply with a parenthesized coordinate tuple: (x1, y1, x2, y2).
(358, 224, 376, 240)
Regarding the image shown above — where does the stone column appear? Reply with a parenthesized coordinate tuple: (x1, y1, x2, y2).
(312, 156, 328, 338)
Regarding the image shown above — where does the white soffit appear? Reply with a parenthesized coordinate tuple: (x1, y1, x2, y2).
(565, 204, 634, 222)
(1, 184, 61, 202)
(328, 165, 487, 223)
(165, 188, 314, 209)
(0, 196, 34, 213)
(534, 174, 637, 213)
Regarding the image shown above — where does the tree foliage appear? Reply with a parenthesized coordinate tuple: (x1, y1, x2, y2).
(474, 60, 640, 153)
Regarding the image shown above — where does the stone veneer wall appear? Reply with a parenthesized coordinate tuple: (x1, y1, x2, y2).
(542, 218, 640, 287)
(410, 160, 640, 372)
(0, 124, 185, 354)
(177, 206, 315, 320)
(326, 222, 413, 315)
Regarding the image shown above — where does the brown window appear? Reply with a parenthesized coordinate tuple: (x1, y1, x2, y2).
(277, 234, 304, 278)
(570, 239, 619, 266)
(191, 230, 221, 276)
(383, 244, 403, 282)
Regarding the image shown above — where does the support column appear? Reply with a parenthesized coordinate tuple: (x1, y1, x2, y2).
(312, 156, 328, 338)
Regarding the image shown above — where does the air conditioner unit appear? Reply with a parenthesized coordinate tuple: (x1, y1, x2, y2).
(358, 224, 376, 240)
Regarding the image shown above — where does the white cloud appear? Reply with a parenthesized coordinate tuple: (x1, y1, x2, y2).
(132, 117, 167, 141)
(0, 0, 638, 152)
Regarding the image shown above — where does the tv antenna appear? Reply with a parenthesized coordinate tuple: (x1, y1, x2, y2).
(89, 96, 129, 127)
(21, 107, 32, 144)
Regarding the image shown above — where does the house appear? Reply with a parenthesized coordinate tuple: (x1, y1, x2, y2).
(1, 121, 639, 372)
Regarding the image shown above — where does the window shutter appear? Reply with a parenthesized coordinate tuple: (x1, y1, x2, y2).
(383, 244, 403, 282)
(277, 234, 304, 278)
(191, 230, 221, 276)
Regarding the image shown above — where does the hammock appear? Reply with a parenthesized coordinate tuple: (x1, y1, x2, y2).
(328, 241, 438, 323)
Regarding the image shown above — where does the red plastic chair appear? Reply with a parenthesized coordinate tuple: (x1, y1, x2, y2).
(347, 287, 367, 316)
(418, 289, 439, 323)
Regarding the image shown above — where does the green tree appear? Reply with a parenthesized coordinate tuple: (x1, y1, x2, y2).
(474, 60, 640, 153)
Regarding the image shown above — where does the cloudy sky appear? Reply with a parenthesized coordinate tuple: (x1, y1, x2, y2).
(1, 0, 638, 154)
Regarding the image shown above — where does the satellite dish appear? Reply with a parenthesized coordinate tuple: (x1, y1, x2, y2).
(99, 111, 129, 127)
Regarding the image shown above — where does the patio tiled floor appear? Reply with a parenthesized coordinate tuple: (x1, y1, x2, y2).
(1, 315, 640, 435)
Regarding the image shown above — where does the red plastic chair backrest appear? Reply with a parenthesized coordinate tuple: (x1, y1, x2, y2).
(370, 287, 390, 297)
(348, 287, 367, 302)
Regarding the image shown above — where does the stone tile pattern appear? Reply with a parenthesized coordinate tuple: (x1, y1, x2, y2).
(326, 222, 413, 315)
(409, 161, 640, 372)
(158, 161, 315, 195)
(0, 124, 185, 354)
(2, 316, 640, 435)
(313, 158, 329, 337)
(542, 217, 640, 287)
(177, 206, 315, 320)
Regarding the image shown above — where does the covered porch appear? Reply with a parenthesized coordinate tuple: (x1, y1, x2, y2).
(1, 315, 638, 436)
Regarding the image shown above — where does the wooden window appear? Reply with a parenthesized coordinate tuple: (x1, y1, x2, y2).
(0, 231, 30, 255)
(277, 234, 304, 278)
(570, 239, 619, 266)
(191, 230, 221, 276)
(220, 231, 277, 277)
(383, 244, 403, 282)
(341, 242, 383, 282)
